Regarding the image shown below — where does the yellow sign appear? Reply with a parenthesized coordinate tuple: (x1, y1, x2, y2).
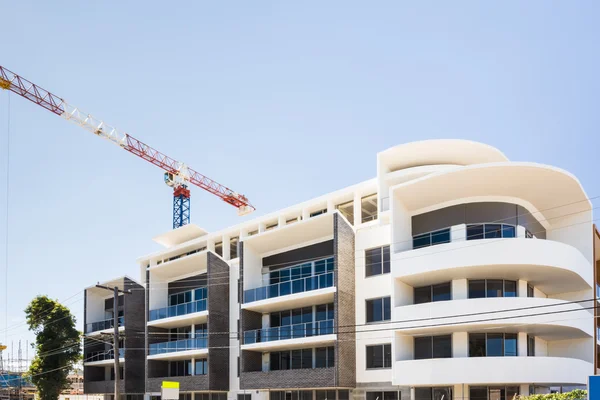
(0, 345, 7, 351)
(162, 381, 180, 389)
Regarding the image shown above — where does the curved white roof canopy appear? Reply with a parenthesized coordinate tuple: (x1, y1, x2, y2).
(378, 139, 508, 172)
(390, 162, 591, 226)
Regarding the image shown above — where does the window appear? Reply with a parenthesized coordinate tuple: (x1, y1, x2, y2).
(310, 209, 327, 218)
(365, 246, 390, 277)
(214, 242, 223, 257)
(169, 360, 192, 376)
(266, 222, 278, 231)
(468, 280, 518, 298)
(315, 346, 335, 368)
(412, 228, 451, 249)
(336, 201, 354, 225)
(415, 388, 452, 400)
(469, 333, 518, 357)
(238, 395, 251, 400)
(286, 217, 300, 225)
(248, 229, 258, 237)
(270, 348, 315, 370)
(367, 392, 399, 400)
(414, 335, 452, 359)
(527, 335, 535, 356)
(316, 391, 337, 400)
(195, 359, 207, 375)
(169, 326, 192, 341)
(179, 394, 192, 400)
(470, 387, 519, 400)
(230, 237, 239, 259)
(414, 282, 451, 304)
(237, 356, 240, 377)
(361, 194, 378, 223)
(467, 224, 516, 240)
(527, 284, 534, 298)
(366, 297, 391, 323)
(366, 344, 391, 369)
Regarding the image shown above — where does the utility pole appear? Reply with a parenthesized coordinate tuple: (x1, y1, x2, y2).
(95, 284, 131, 400)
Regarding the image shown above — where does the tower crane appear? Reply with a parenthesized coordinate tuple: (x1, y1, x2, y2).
(0, 66, 255, 229)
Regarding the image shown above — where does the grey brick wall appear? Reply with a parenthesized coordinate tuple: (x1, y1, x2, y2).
(147, 375, 209, 392)
(84, 379, 125, 394)
(124, 277, 145, 394)
(207, 252, 230, 391)
(334, 213, 356, 388)
(240, 368, 336, 389)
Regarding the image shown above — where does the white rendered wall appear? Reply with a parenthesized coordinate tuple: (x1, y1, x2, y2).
(86, 291, 105, 324)
(547, 338, 593, 363)
(547, 211, 593, 264)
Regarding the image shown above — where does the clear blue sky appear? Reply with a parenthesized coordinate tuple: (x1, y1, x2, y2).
(1, 1, 599, 355)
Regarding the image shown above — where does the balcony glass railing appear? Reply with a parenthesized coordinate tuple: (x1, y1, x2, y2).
(149, 299, 207, 321)
(148, 337, 207, 356)
(243, 319, 334, 345)
(85, 316, 124, 334)
(244, 271, 334, 303)
(86, 349, 125, 362)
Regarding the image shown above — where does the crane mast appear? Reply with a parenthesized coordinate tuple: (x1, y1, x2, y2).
(0, 65, 255, 228)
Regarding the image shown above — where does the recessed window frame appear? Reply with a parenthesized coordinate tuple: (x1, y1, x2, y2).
(466, 223, 517, 240)
(365, 245, 391, 277)
(365, 343, 392, 369)
(366, 296, 391, 323)
(414, 282, 452, 304)
(468, 279, 518, 299)
(360, 193, 378, 223)
(414, 334, 452, 360)
(412, 228, 451, 249)
(469, 332, 518, 357)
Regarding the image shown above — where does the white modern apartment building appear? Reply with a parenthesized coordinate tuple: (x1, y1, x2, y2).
(83, 140, 599, 400)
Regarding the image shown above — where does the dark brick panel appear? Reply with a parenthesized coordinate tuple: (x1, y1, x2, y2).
(124, 277, 145, 394)
(240, 368, 336, 389)
(147, 375, 209, 392)
(241, 350, 262, 373)
(334, 214, 356, 388)
(84, 379, 124, 394)
(207, 252, 230, 391)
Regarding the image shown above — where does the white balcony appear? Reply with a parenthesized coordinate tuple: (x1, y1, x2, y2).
(391, 297, 593, 338)
(393, 356, 592, 386)
(393, 238, 592, 295)
(147, 338, 208, 361)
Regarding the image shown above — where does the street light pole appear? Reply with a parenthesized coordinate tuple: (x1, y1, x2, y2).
(96, 284, 131, 400)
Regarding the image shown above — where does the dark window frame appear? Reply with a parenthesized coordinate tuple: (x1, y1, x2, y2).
(414, 282, 452, 304)
(366, 343, 392, 369)
(366, 296, 391, 323)
(468, 279, 518, 299)
(469, 333, 518, 357)
(365, 245, 391, 277)
(412, 228, 451, 249)
(414, 334, 452, 360)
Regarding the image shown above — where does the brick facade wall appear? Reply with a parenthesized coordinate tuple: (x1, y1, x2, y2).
(147, 375, 209, 392)
(207, 253, 230, 391)
(124, 277, 146, 394)
(240, 368, 336, 390)
(334, 214, 356, 388)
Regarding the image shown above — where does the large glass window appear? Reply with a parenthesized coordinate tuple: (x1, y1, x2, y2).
(527, 284, 534, 298)
(414, 335, 452, 359)
(415, 387, 452, 400)
(412, 228, 451, 249)
(470, 387, 519, 400)
(315, 346, 335, 368)
(527, 335, 535, 356)
(366, 344, 391, 369)
(366, 297, 391, 323)
(168, 360, 192, 377)
(270, 347, 333, 370)
(469, 333, 518, 357)
(414, 282, 451, 304)
(467, 224, 516, 240)
(468, 280, 518, 298)
(367, 392, 399, 400)
(195, 359, 207, 375)
(365, 246, 391, 277)
(361, 194, 378, 223)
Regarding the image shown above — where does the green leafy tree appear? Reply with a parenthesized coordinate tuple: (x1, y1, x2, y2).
(25, 295, 81, 400)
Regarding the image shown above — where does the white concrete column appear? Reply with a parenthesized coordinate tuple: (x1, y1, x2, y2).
(452, 332, 468, 358)
(451, 224, 467, 242)
(190, 357, 195, 375)
(258, 222, 266, 233)
(207, 239, 215, 252)
(262, 314, 269, 329)
(326, 198, 335, 213)
(518, 332, 528, 356)
(517, 225, 526, 238)
(452, 279, 468, 300)
(302, 208, 310, 221)
(518, 280, 528, 297)
(223, 235, 231, 261)
(520, 384, 530, 397)
(262, 352, 269, 372)
(353, 192, 362, 226)
(410, 387, 415, 400)
(278, 215, 286, 227)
